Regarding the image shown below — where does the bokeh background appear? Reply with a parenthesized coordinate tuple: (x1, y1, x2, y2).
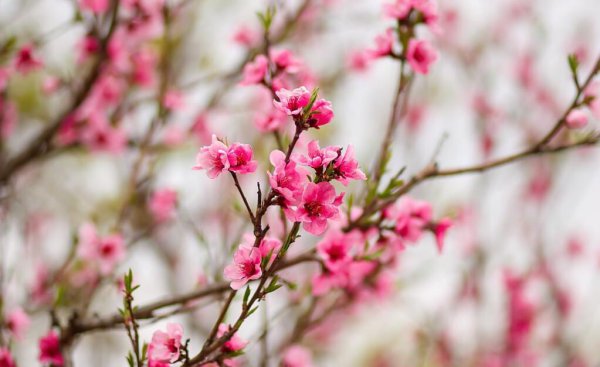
(1, 0, 600, 365)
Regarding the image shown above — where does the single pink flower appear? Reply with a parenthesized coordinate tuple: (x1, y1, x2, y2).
(316, 231, 354, 272)
(413, 0, 440, 30)
(286, 182, 343, 235)
(382, 0, 412, 19)
(232, 25, 260, 47)
(6, 308, 30, 341)
(347, 50, 371, 72)
(227, 142, 259, 174)
(193, 135, 257, 178)
(274, 87, 312, 116)
(434, 217, 452, 253)
(147, 323, 184, 364)
(367, 29, 395, 59)
(566, 109, 588, 129)
(254, 109, 287, 132)
(14, 44, 43, 74)
(268, 150, 308, 205)
(384, 197, 432, 243)
(223, 243, 262, 290)
(79, 0, 109, 13)
(306, 98, 334, 128)
(149, 188, 178, 223)
(39, 330, 64, 366)
(407, 39, 438, 75)
(241, 55, 269, 86)
(297, 140, 339, 170)
(78, 223, 126, 275)
(270, 49, 302, 73)
(0, 348, 16, 367)
(282, 345, 314, 367)
(217, 324, 248, 352)
(332, 145, 366, 185)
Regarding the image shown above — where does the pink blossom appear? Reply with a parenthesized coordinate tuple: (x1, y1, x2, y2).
(383, 0, 412, 20)
(316, 231, 354, 272)
(193, 135, 258, 178)
(77, 36, 100, 63)
(149, 188, 178, 223)
(232, 25, 260, 47)
(241, 55, 269, 86)
(14, 44, 43, 74)
(434, 218, 452, 253)
(163, 90, 185, 110)
(39, 330, 64, 366)
(332, 145, 366, 185)
(367, 29, 395, 59)
(282, 345, 314, 367)
(0, 348, 15, 367)
(80, 113, 127, 154)
(268, 150, 308, 205)
(413, 0, 439, 30)
(270, 49, 302, 73)
(306, 99, 334, 128)
(347, 50, 371, 72)
(147, 323, 184, 364)
(384, 197, 432, 242)
(217, 324, 248, 352)
(78, 223, 126, 275)
(79, 0, 109, 13)
(297, 140, 339, 170)
(6, 308, 30, 341)
(254, 109, 287, 132)
(274, 87, 312, 116)
(286, 182, 343, 235)
(407, 39, 438, 75)
(566, 109, 588, 129)
(229, 142, 259, 174)
(223, 243, 262, 290)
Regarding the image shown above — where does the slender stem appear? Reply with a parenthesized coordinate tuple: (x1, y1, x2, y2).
(230, 172, 255, 222)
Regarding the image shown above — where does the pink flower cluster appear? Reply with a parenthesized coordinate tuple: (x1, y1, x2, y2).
(193, 135, 258, 179)
(38, 330, 64, 366)
(352, 0, 439, 75)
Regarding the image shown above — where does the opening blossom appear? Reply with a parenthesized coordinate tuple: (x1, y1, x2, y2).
(77, 223, 126, 275)
(5, 308, 30, 341)
(147, 323, 184, 366)
(14, 44, 43, 74)
(224, 242, 263, 290)
(217, 324, 248, 353)
(566, 109, 588, 129)
(285, 182, 344, 235)
(193, 135, 258, 179)
(274, 87, 334, 128)
(268, 150, 308, 205)
(240, 55, 269, 86)
(39, 330, 64, 366)
(407, 39, 438, 75)
(384, 196, 433, 243)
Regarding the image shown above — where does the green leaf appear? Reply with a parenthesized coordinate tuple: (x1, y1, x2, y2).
(243, 286, 251, 307)
(246, 305, 259, 318)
